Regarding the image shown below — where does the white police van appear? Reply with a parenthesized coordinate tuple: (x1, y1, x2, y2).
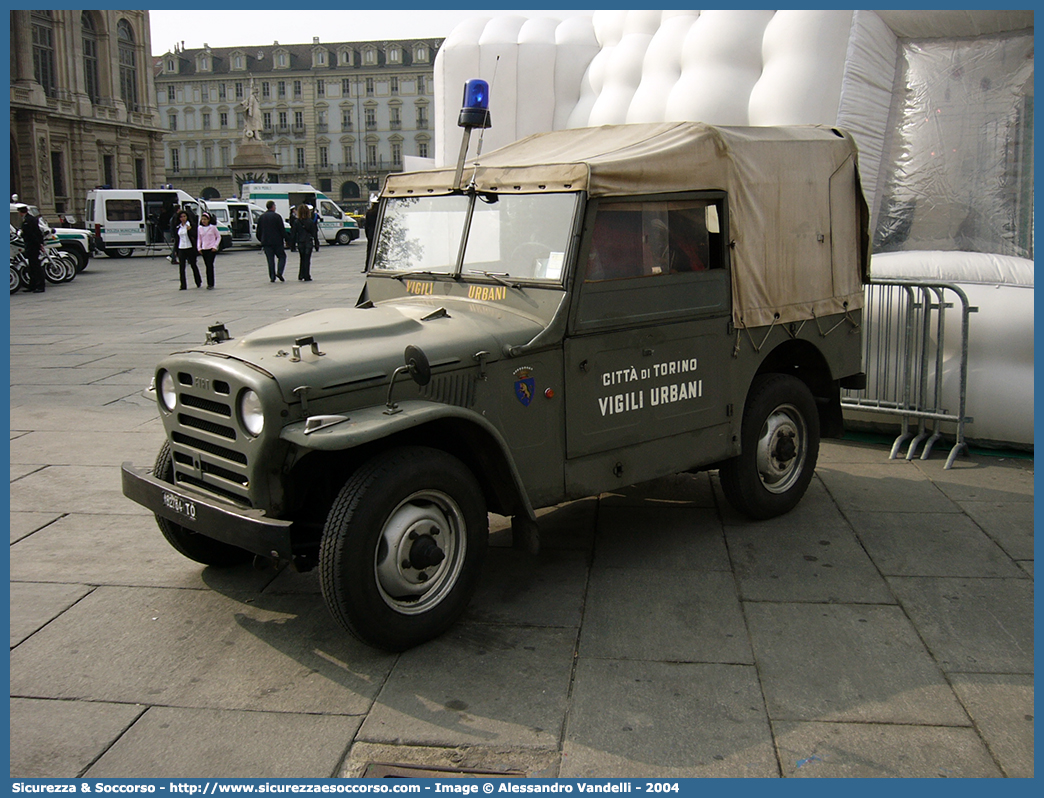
(239, 183, 360, 244)
(85, 189, 232, 257)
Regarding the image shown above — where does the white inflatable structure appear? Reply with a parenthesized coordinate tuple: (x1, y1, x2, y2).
(432, 10, 1034, 449)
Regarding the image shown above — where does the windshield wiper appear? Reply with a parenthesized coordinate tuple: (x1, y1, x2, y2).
(467, 270, 522, 290)
(392, 270, 455, 282)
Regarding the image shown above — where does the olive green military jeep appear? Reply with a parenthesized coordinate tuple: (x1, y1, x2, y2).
(123, 122, 869, 651)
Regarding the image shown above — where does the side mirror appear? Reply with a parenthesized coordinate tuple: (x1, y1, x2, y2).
(404, 345, 431, 386)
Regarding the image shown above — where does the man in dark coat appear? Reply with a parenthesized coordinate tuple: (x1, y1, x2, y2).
(17, 204, 46, 293)
(255, 200, 287, 282)
(364, 200, 379, 267)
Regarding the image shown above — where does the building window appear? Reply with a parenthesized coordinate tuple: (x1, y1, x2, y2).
(296, 148, 306, 169)
(51, 151, 66, 198)
(319, 146, 329, 167)
(418, 141, 429, 159)
(82, 13, 100, 103)
(277, 81, 286, 98)
(317, 109, 328, 128)
(294, 80, 302, 98)
(341, 50, 351, 65)
(220, 112, 228, 128)
(294, 110, 304, 128)
(167, 85, 176, 103)
(390, 106, 401, 129)
(343, 146, 355, 166)
(415, 45, 428, 62)
(365, 107, 376, 130)
(234, 55, 243, 69)
(341, 78, 351, 95)
(417, 75, 426, 94)
(31, 12, 57, 98)
(219, 83, 226, 101)
(391, 142, 402, 166)
(364, 49, 376, 65)
(117, 19, 140, 111)
(135, 158, 146, 189)
(220, 146, 229, 167)
(203, 148, 213, 169)
(366, 143, 378, 167)
(342, 110, 353, 130)
(168, 114, 177, 131)
(167, 60, 175, 73)
(170, 149, 180, 173)
(262, 112, 272, 129)
(278, 52, 286, 67)
(103, 154, 115, 186)
(389, 47, 401, 63)
(365, 78, 374, 97)
(391, 77, 399, 95)
(202, 113, 211, 130)
(317, 81, 325, 97)
(416, 106, 428, 129)
(262, 81, 270, 99)
(278, 111, 288, 128)
(235, 82, 244, 100)
(316, 50, 326, 65)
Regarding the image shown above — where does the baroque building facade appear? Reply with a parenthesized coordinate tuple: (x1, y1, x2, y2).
(9, 10, 164, 218)
(154, 36, 442, 212)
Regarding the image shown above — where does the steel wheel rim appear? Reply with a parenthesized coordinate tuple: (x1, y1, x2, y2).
(374, 489, 466, 615)
(755, 403, 807, 494)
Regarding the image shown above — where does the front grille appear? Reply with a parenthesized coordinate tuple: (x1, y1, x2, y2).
(167, 372, 255, 507)
(178, 413, 236, 440)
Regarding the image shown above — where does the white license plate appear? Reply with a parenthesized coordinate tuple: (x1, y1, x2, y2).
(163, 491, 197, 521)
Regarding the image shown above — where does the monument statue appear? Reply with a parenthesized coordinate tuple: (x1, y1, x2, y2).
(240, 79, 263, 141)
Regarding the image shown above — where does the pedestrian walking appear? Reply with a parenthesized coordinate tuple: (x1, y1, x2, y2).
(196, 212, 220, 289)
(255, 200, 287, 282)
(290, 203, 320, 281)
(168, 203, 182, 263)
(174, 210, 202, 290)
(16, 204, 46, 293)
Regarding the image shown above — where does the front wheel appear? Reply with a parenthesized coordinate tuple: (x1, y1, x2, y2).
(319, 446, 488, 651)
(718, 373, 820, 520)
(335, 230, 352, 245)
(152, 442, 253, 567)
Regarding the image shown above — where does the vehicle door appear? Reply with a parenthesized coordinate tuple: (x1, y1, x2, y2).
(564, 194, 734, 476)
(317, 198, 345, 242)
(143, 192, 178, 245)
(102, 195, 146, 246)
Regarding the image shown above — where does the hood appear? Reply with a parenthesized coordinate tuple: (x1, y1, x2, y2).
(205, 296, 550, 404)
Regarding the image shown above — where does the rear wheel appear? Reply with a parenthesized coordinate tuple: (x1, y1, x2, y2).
(319, 446, 488, 651)
(152, 442, 253, 567)
(718, 373, 820, 520)
(105, 247, 133, 258)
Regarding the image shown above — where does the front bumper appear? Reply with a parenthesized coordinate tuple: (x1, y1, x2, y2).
(121, 461, 295, 560)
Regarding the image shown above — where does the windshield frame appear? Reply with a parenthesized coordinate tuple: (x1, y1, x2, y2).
(369, 189, 582, 288)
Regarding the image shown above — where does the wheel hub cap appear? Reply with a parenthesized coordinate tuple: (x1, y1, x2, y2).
(755, 404, 806, 494)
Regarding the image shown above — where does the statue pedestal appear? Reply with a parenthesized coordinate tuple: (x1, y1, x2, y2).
(231, 138, 281, 197)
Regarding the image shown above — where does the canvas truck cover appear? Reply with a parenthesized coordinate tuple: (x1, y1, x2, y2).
(383, 122, 870, 328)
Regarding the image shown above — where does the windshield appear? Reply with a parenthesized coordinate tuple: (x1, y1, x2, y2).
(372, 192, 579, 283)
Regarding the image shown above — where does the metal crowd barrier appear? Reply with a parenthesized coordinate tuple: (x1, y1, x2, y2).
(841, 280, 977, 469)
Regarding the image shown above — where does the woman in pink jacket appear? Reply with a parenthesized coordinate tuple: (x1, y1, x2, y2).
(196, 212, 221, 289)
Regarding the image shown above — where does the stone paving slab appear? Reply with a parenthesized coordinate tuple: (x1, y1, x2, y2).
(11, 585, 394, 714)
(724, 496, 892, 604)
(10, 512, 274, 591)
(8, 510, 63, 543)
(10, 698, 144, 778)
(913, 456, 1034, 503)
(949, 672, 1035, 777)
(957, 500, 1035, 561)
(592, 505, 729, 571)
(9, 429, 162, 466)
(745, 603, 969, 725)
(847, 511, 1026, 578)
(359, 624, 576, 749)
(562, 659, 777, 778)
(85, 706, 363, 779)
(581, 569, 752, 663)
(9, 581, 93, 647)
(771, 720, 1003, 777)
(887, 576, 1034, 674)
(9, 464, 146, 515)
(816, 461, 961, 514)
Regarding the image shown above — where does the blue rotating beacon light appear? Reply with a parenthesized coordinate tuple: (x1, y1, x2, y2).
(453, 79, 492, 188)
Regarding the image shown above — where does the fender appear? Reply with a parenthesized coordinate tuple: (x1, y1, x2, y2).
(280, 399, 538, 522)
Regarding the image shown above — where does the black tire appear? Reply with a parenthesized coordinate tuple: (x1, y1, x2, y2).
(10, 264, 24, 294)
(718, 373, 820, 520)
(335, 230, 350, 245)
(105, 247, 133, 258)
(60, 243, 88, 272)
(152, 442, 253, 567)
(319, 446, 488, 651)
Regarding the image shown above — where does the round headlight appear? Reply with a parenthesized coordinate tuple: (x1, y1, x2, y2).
(239, 389, 264, 437)
(158, 370, 177, 412)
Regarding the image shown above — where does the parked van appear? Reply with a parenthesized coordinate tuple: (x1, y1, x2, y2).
(205, 200, 266, 246)
(85, 189, 232, 257)
(239, 183, 360, 245)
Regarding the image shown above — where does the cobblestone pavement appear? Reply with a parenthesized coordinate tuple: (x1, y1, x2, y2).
(9, 244, 1034, 778)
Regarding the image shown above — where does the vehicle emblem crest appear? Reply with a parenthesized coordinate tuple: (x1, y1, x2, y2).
(513, 367, 535, 407)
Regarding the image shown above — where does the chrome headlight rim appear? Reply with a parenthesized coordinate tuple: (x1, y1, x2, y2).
(239, 388, 265, 437)
(158, 370, 177, 412)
